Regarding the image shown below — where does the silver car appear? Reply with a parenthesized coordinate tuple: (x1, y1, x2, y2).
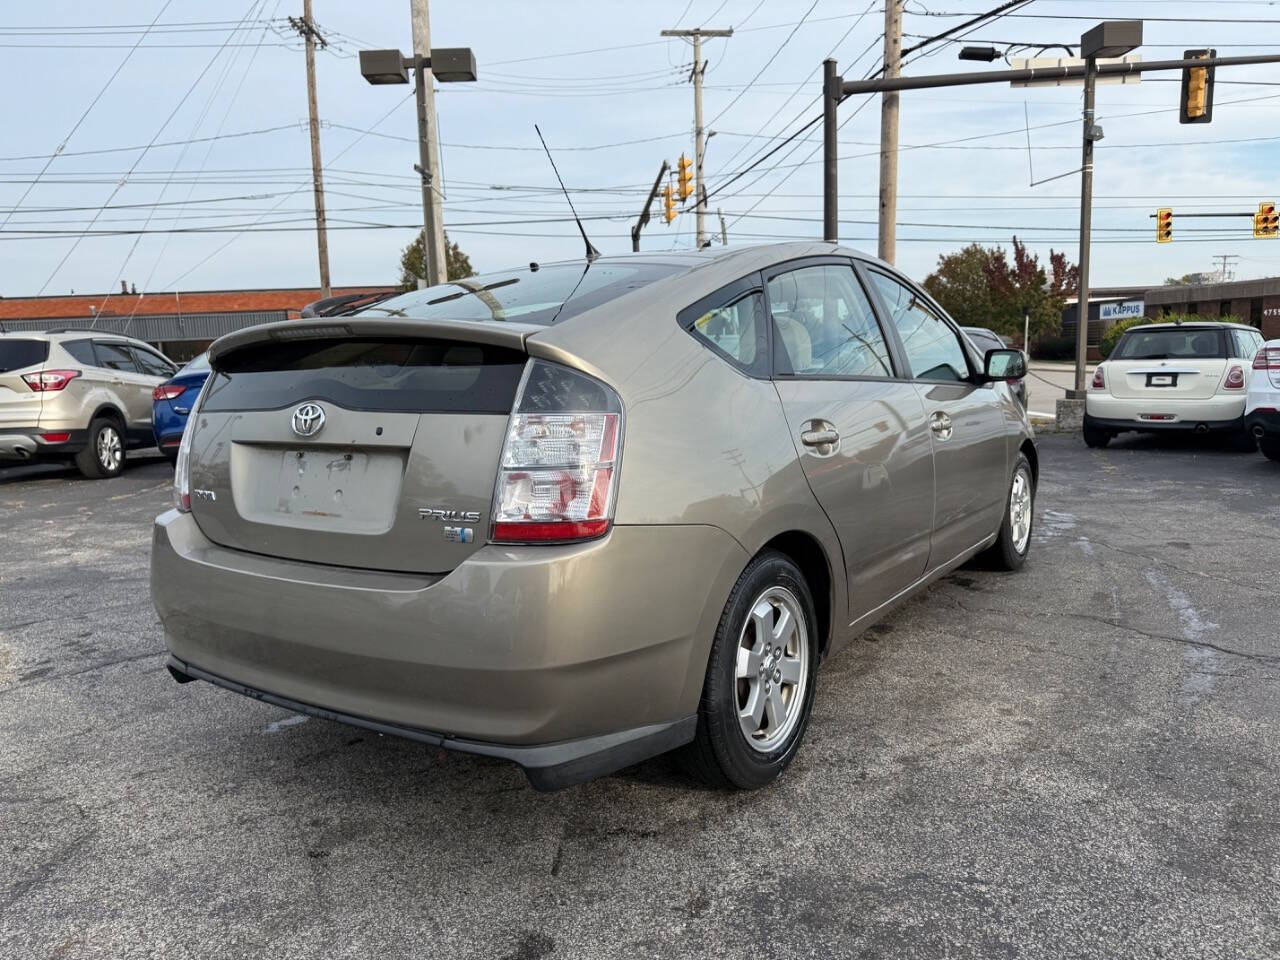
(152, 243, 1035, 790)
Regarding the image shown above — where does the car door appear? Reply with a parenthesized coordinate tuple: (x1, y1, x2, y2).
(92, 340, 153, 439)
(766, 259, 934, 622)
(864, 267, 1009, 570)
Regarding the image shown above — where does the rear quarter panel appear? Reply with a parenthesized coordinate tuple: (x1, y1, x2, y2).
(528, 252, 849, 659)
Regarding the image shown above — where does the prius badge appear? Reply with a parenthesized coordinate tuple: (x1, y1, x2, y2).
(419, 507, 481, 544)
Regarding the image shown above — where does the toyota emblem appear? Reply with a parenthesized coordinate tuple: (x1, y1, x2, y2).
(291, 402, 326, 438)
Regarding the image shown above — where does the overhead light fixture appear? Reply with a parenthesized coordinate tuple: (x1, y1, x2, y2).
(958, 46, 1000, 62)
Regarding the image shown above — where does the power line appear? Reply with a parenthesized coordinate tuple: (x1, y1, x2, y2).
(706, 0, 820, 128)
(0, 0, 175, 234)
(37, 0, 261, 295)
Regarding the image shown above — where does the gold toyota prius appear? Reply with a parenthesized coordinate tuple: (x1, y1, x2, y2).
(152, 242, 1036, 790)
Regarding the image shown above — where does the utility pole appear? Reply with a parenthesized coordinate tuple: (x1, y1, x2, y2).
(410, 0, 447, 287)
(878, 0, 903, 264)
(718, 208, 728, 246)
(1212, 253, 1239, 281)
(292, 3, 331, 298)
(660, 27, 733, 249)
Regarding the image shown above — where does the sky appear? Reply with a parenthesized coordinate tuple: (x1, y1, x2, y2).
(2, 0, 1279, 298)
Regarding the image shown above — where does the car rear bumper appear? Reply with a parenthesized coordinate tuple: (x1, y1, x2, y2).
(151, 509, 749, 788)
(1245, 408, 1280, 441)
(0, 427, 87, 461)
(1085, 394, 1246, 431)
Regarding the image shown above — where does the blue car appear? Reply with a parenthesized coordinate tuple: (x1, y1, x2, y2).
(152, 353, 210, 463)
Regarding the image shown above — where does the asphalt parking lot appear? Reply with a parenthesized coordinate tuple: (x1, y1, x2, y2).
(1, 435, 1278, 959)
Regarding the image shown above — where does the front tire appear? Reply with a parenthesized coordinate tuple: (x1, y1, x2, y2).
(75, 417, 126, 479)
(682, 551, 818, 790)
(981, 452, 1034, 571)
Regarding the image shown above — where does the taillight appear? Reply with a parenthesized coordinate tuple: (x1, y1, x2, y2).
(491, 360, 622, 544)
(1091, 366, 1105, 390)
(1224, 365, 1245, 390)
(21, 369, 80, 392)
(153, 384, 187, 402)
(1255, 346, 1280, 370)
(173, 380, 209, 512)
(39, 432, 71, 443)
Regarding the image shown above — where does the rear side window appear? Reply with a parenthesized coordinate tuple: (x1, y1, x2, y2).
(363, 261, 683, 326)
(203, 338, 527, 413)
(768, 265, 893, 378)
(1233, 329, 1264, 359)
(62, 339, 97, 366)
(1113, 328, 1225, 360)
(0, 339, 49, 372)
(94, 341, 141, 372)
(690, 293, 765, 369)
(130, 347, 175, 377)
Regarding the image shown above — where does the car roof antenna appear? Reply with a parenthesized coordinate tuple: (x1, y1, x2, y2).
(534, 124, 600, 262)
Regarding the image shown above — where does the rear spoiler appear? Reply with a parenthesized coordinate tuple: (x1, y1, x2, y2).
(206, 316, 541, 369)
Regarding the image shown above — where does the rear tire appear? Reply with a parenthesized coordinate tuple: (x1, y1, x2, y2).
(1261, 438, 1280, 462)
(681, 551, 817, 790)
(980, 452, 1034, 572)
(1082, 420, 1110, 448)
(75, 417, 126, 479)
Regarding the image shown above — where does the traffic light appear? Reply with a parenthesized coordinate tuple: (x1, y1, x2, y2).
(1179, 48, 1215, 124)
(676, 154, 693, 201)
(663, 182, 677, 224)
(1254, 202, 1278, 239)
(1156, 208, 1173, 243)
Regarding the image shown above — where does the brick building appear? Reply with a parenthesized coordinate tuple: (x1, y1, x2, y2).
(0, 284, 398, 361)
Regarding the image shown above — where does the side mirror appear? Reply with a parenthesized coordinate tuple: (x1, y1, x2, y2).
(983, 348, 1026, 381)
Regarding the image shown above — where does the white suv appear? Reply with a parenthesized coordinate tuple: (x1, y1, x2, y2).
(1246, 338, 1280, 461)
(0, 330, 178, 478)
(1084, 321, 1264, 450)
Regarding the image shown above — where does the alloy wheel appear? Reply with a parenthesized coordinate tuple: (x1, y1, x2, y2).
(1010, 466, 1032, 554)
(97, 425, 123, 473)
(735, 585, 809, 753)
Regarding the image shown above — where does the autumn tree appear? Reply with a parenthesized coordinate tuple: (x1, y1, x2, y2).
(399, 230, 475, 289)
(923, 236, 1077, 346)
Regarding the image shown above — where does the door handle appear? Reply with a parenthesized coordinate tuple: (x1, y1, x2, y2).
(930, 412, 953, 441)
(801, 428, 840, 447)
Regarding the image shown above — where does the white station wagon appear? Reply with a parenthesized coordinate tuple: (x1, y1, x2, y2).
(1084, 320, 1264, 450)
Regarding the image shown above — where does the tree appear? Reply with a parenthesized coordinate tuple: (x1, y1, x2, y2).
(923, 236, 1078, 347)
(399, 230, 475, 289)
(1164, 272, 1213, 286)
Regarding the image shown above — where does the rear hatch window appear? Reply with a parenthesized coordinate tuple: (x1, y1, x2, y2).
(359, 261, 684, 326)
(205, 337, 526, 413)
(1113, 328, 1225, 360)
(0, 340, 49, 373)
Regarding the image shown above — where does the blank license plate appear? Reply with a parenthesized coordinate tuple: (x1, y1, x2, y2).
(1149, 374, 1174, 386)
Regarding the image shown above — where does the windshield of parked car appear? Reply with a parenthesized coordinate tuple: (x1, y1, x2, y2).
(0, 339, 49, 372)
(358, 261, 685, 325)
(1112, 328, 1226, 360)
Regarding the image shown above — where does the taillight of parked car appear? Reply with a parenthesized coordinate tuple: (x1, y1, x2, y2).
(1091, 367, 1105, 390)
(1224, 365, 1246, 389)
(491, 360, 622, 544)
(173, 381, 209, 512)
(153, 384, 187, 402)
(1254, 346, 1280, 370)
(21, 369, 80, 392)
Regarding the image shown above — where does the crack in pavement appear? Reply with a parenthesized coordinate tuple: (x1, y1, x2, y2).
(939, 590, 1280, 669)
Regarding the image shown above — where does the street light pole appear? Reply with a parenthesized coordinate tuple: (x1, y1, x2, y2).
(358, 46, 476, 287)
(1072, 55, 1097, 396)
(412, 57, 436, 289)
(409, 0, 447, 288)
